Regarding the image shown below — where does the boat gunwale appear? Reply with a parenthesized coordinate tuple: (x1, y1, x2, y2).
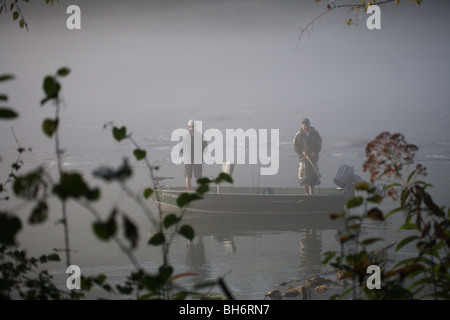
(152, 201, 340, 215)
(155, 188, 345, 197)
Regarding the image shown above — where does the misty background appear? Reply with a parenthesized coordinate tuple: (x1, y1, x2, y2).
(1, 0, 450, 300)
(1, 0, 449, 203)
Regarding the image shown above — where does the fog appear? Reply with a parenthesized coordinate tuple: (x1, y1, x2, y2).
(1, 0, 449, 173)
(2, 2, 450, 300)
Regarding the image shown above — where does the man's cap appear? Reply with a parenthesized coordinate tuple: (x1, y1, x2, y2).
(301, 118, 310, 125)
(188, 119, 194, 127)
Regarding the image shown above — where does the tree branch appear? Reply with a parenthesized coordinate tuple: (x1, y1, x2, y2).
(297, 0, 417, 46)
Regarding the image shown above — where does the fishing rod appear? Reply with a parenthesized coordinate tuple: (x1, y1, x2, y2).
(306, 156, 321, 178)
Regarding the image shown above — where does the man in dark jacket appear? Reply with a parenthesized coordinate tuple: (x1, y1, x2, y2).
(293, 118, 322, 195)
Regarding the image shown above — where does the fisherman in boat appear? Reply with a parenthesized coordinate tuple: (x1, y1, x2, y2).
(180, 119, 208, 191)
(293, 118, 322, 195)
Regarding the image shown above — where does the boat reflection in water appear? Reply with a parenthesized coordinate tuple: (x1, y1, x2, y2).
(148, 193, 346, 299)
(147, 165, 364, 298)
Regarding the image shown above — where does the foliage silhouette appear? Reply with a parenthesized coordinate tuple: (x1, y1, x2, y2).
(324, 132, 449, 299)
(1, 1, 448, 300)
(298, 0, 424, 45)
(1, 68, 234, 300)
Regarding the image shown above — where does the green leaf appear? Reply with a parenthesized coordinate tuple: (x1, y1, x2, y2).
(141, 274, 164, 291)
(367, 194, 383, 204)
(397, 223, 418, 232)
(159, 265, 174, 282)
(423, 192, 444, 217)
(46, 253, 61, 262)
(13, 11, 19, 21)
(407, 170, 416, 184)
(53, 172, 100, 201)
(57, 67, 71, 77)
(172, 292, 189, 300)
(148, 233, 165, 246)
(339, 234, 355, 244)
(385, 206, 404, 219)
(93, 213, 117, 242)
(13, 168, 46, 200)
(29, 201, 48, 224)
(393, 256, 417, 269)
(42, 76, 60, 100)
(215, 172, 233, 184)
(361, 237, 383, 246)
(367, 207, 385, 221)
(0, 108, 18, 119)
(396, 235, 419, 252)
(123, 215, 139, 249)
(329, 212, 346, 220)
(42, 118, 58, 137)
(196, 184, 209, 195)
(92, 160, 132, 182)
(0, 74, 15, 82)
(197, 177, 212, 185)
(176, 192, 202, 208)
(112, 126, 127, 142)
(93, 222, 109, 241)
(179, 225, 195, 241)
(0, 212, 22, 246)
(133, 149, 146, 161)
(354, 182, 370, 191)
(346, 196, 364, 209)
(93, 274, 107, 285)
(143, 187, 153, 199)
(163, 214, 180, 229)
(322, 251, 337, 265)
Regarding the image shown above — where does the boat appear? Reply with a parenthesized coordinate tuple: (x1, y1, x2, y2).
(152, 185, 350, 215)
(151, 164, 360, 215)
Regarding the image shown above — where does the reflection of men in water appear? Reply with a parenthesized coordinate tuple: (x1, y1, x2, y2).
(186, 236, 207, 272)
(293, 118, 322, 195)
(213, 235, 237, 253)
(299, 229, 323, 275)
(180, 119, 208, 190)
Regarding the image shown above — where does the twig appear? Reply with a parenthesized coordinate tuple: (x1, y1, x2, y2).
(55, 100, 71, 267)
(297, 0, 399, 47)
(76, 199, 143, 271)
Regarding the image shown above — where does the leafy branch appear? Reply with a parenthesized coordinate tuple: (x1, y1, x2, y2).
(298, 0, 423, 46)
(40, 67, 73, 267)
(324, 132, 449, 299)
(0, 0, 60, 31)
(100, 122, 234, 299)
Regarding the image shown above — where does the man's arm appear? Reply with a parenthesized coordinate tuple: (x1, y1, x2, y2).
(292, 132, 302, 155)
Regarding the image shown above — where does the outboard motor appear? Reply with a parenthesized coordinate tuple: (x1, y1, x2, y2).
(334, 164, 356, 199)
(333, 164, 355, 189)
(333, 164, 386, 200)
